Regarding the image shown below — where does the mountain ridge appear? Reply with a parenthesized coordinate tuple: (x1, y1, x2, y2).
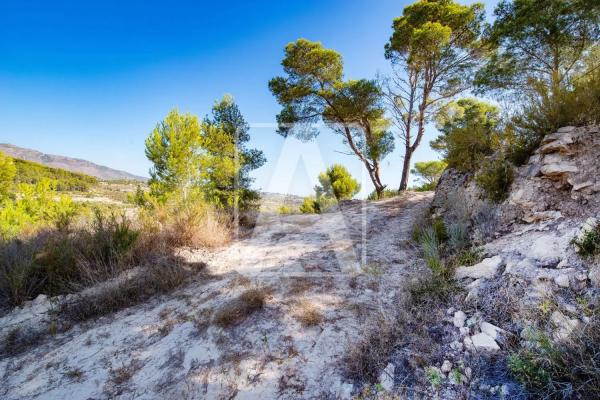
(0, 143, 146, 182)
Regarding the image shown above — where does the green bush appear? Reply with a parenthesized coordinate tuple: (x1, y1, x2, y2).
(317, 164, 360, 200)
(277, 205, 293, 215)
(367, 188, 398, 200)
(475, 158, 514, 203)
(0, 180, 82, 240)
(299, 197, 319, 214)
(572, 222, 600, 257)
(509, 319, 600, 399)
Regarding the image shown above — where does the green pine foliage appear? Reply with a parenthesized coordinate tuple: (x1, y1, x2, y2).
(317, 164, 360, 201)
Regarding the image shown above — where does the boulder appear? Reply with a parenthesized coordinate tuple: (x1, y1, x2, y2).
(455, 256, 503, 280)
(470, 333, 500, 352)
(554, 274, 570, 288)
(480, 322, 506, 341)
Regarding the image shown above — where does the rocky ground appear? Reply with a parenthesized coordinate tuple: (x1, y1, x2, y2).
(0, 193, 433, 400)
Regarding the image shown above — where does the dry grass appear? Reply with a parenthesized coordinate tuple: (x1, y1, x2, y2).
(60, 261, 198, 323)
(0, 326, 47, 358)
(343, 317, 398, 383)
(293, 300, 324, 327)
(213, 288, 267, 328)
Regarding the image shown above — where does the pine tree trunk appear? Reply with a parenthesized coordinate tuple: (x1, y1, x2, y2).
(399, 145, 413, 191)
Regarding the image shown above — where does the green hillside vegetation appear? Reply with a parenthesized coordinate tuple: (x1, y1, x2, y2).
(11, 156, 98, 191)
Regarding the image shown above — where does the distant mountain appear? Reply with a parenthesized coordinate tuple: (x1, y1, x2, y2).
(0, 143, 146, 182)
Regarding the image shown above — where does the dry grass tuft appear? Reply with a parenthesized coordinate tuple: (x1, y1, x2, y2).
(293, 300, 324, 327)
(213, 288, 267, 328)
(343, 317, 397, 383)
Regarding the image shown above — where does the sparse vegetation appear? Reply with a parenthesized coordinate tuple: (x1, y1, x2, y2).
(572, 222, 600, 257)
(293, 300, 324, 327)
(509, 312, 600, 399)
(213, 288, 267, 327)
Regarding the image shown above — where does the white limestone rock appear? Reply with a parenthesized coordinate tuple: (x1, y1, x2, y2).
(453, 311, 467, 328)
(470, 333, 500, 352)
(455, 256, 503, 280)
(378, 363, 395, 392)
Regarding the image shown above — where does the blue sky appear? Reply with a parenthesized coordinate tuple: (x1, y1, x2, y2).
(0, 0, 500, 196)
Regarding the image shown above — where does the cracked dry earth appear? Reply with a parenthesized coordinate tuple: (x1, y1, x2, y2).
(1, 192, 432, 400)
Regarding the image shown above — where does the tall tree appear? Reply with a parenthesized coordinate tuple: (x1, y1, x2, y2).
(269, 39, 394, 198)
(145, 110, 203, 199)
(206, 95, 266, 210)
(384, 0, 486, 191)
(145, 109, 239, 203)
(431, 98, 502, 172)
(475, 0, 600, 98)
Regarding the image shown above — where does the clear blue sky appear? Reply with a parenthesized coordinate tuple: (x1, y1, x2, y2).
(0, 0, 499, 196)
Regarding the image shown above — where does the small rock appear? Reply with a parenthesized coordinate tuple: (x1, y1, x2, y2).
(378, 363, 395, 392)
(455, 256, 503, 280)
(480, 322, 505, 341)
(470, 333, 500, 352)
(554, 274, 570, 288)
(464, 367, 472, 380)
(450, 340, 464, 351)
(463, 336, 474, 351)
(460, 327, 470, 336)
(446, 307, 455, 315)
(551, 311, 580, 340)
(466, 315, 478, 327)
(589, 266, 600, 287)
(572, 181, 594, 191)
(453, 311, 467, 328)
(441, 360, 452, 373)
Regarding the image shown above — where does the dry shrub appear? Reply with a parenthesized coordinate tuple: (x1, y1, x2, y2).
(139, 198, 231, 249)
(293, 300, 324, 327)
(343, 317, 397, 383)
(60, 261, 197, 323)
(213, 288, 267, 328)
(0, 326, 47, 358)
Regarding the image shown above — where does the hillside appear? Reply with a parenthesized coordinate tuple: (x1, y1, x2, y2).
(11, 157, 98, 192)
(0, 144, 146, 182)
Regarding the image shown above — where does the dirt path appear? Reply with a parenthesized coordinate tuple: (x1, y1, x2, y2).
(0, 192, 432, 400)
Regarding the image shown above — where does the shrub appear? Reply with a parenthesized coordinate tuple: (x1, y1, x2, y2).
(0, 179, 82, 240)
(572, 222, 600, 257)
(367, 188, 398, 200)
(278, 205, 292, 215)
(317, 164, 360, 200)
(299, 197, 319, 214)
(139, 192, 231, 248)
(475, 158, 514, 203)
(293, 300, 324, 327)
(213, 288, 267, 327)
(60, 262, 195, 323)
(508, 314, 600, 399)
